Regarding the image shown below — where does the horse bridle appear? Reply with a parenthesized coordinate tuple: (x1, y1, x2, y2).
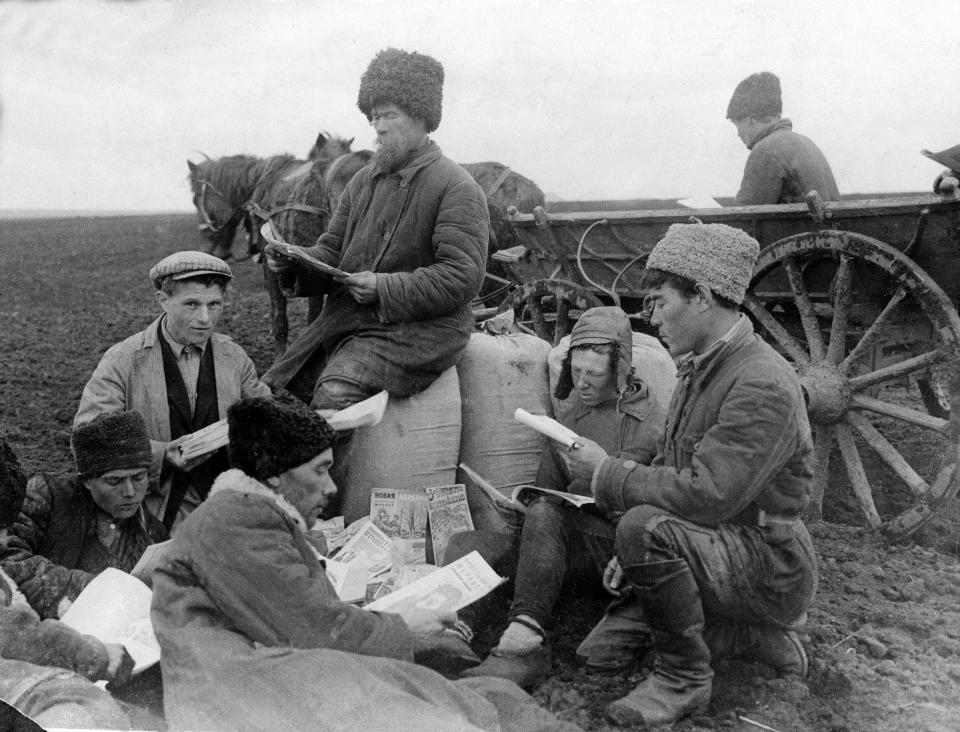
(196, 178, 244, 236)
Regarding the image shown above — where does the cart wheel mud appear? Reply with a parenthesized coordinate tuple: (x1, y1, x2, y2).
(746, 230, 960, 541)
(496, 278, 603, 344)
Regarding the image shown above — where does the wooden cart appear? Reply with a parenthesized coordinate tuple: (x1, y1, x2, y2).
(493, 191, 960, 541)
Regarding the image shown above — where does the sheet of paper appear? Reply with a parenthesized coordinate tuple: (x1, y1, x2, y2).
(364, 550, 505, 614)
(677, 196, 723, 209)
(514, 407, 581, 448)
(261, 221, 350, 278)
(333, 518, 393, 577)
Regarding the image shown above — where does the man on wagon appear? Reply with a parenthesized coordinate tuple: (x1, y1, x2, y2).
(563, 223, 817, 727)
(75, 251, 271, 529)
(728, 71, 840, 205)
(263, 47, 489, 411)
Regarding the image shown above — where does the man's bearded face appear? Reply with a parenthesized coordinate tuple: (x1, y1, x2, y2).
(370, 102, 427, 172)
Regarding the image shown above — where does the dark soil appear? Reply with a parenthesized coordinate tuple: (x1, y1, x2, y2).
(2, 214, 959, 731)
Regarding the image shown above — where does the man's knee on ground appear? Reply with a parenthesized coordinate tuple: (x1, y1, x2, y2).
(312, 378, 375, 411)
(522, 499, 567, 532)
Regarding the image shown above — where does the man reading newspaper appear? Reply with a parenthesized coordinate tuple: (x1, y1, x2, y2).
(150, 394, 578, 731)
(442, 307, 671, 688)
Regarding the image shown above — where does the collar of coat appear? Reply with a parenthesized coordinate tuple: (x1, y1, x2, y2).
(209, 468, 307, 532)
(748, 117, 793, 150)
(371, 138, 442, 182)
(676, 315, 754, 381)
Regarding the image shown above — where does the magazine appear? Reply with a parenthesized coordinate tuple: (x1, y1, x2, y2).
(332, 518, 393, 577)
(513, 407, 581, 449)
(425, 484, 474, 564)
(312, 515, 349, 554)
(60, 568, 160, 674)
(459, 462, 595, 515)
(364, 551, 505, 614)
(323, 557, 370, 604)
(369, 488, 428, 564)
(177, 390, 389, 463)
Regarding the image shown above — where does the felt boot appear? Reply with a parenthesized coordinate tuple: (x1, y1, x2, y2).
(460, 616, 551, 690)
(605, 558, 713, 727)
(705, 621, 808, 678)
(576, 591, 653, 673)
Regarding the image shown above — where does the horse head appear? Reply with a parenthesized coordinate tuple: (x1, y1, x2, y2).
(308, 131, 355, 173)
(187, 155, 260, 259)
(460, 162, 546, 250)
(319, 150, 374, 214)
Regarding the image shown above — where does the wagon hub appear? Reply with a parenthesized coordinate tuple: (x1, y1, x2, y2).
(800, 361, 850, 423)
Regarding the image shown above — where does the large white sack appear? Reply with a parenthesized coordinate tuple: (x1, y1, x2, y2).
(547, 332, 678, 415)
(339, 367, 461, 525)
(456, 332, 552, 532)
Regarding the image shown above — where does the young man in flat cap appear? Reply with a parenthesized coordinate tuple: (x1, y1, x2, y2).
(75, 251, 271, 529)
(727, 71, 839, 205)
(264, 47, 489, 413)
(563, 223, 817, 726)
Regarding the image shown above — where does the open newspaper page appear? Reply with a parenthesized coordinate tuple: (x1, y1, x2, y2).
(60, 567, 160, 674)
(364, 550, 505, 614)
(332, 518, 393, 577)
(370, 488, 428, 563)
(510, 484, 596, 509)
(425, 484, 474, 564)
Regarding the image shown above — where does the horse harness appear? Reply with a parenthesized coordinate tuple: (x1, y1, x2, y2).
(195, 178, 245, 236)
(484, 166, 513, 201)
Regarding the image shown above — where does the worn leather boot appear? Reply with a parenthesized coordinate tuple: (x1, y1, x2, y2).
(576, 591, 653, 673)
(705, 621, 808, 678)
(605, 558, 713, 728)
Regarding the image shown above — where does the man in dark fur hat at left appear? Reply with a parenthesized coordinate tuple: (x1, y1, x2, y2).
(264, 48, 489, 413)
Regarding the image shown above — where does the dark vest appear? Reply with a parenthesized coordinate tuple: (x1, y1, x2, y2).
(157, 325, 228, 528)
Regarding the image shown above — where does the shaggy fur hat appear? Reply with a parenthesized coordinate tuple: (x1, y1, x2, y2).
(726, 72, 782, 120)
(71, 412, 152, 478)
(555, 307, 635, 401)
(0, 437, 27, 528)
(357, 48, 444, 132)
(227, 392, 343, 483)
(646, 223, 760, 305)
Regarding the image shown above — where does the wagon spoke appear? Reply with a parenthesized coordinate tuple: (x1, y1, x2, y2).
(809, 423, 834, 522)
(834, 422, 883, 529)
(783, 256, 825, 360)
(847, 349, 948, 391)
(742, 293, 810, 368)
(825, 255, 854, 364)
(845, 410, 929, 497)
(554, 299, 571, 345)
(840, 286, 908, 373)
(851, 393, 949, 432)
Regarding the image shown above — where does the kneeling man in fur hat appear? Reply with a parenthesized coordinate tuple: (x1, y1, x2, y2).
(564, 223, 818, 726)
(728, 71, 839, 205)
(264, 48, 489, 412)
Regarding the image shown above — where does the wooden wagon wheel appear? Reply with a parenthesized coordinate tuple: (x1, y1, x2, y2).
(496, 278, 604, 345)
(745, 230, 960, 541)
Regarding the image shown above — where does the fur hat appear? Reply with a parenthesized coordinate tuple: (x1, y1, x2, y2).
(71, 412, 152, 478)
(646, 223, 759, 305)
(0, 437, 27, 528)
(227, 393, 344, 483)
(726, 72, 782, 120)
(555, 306, 635, 401)
(357, 48, 444, 132)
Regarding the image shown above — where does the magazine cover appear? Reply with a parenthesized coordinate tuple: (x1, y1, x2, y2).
(370, 488, 428, 563)
(425, 483, 474, 563)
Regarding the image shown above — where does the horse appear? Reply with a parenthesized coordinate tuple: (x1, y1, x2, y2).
(187, 133, 354, 354)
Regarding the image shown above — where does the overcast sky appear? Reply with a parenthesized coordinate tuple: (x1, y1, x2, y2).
(1, 0, 958, 211)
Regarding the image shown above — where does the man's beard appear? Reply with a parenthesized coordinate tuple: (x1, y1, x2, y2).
(373, 138, 412, 173)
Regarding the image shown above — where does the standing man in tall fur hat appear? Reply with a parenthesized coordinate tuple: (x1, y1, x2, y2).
(727, 71, 840, 205)
(263, 48, 489, 412)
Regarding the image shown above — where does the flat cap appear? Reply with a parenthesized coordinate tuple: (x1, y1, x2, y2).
(149, 251, 233, 290)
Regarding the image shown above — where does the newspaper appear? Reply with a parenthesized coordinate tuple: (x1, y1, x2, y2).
(261, 221, 350, 278)
(332, 518, 393, 577)
(459, 462, 595, 515)
(323, 557, 370, 604)
(60, 568, 160, 674)
(177, 390, 389, 463)
(425, 484, 474, 564)
(514, 407, 581, 449)
(312, 515, 348, 554)
(364, 550, 505, 614)
(370, 488, 428, 564)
